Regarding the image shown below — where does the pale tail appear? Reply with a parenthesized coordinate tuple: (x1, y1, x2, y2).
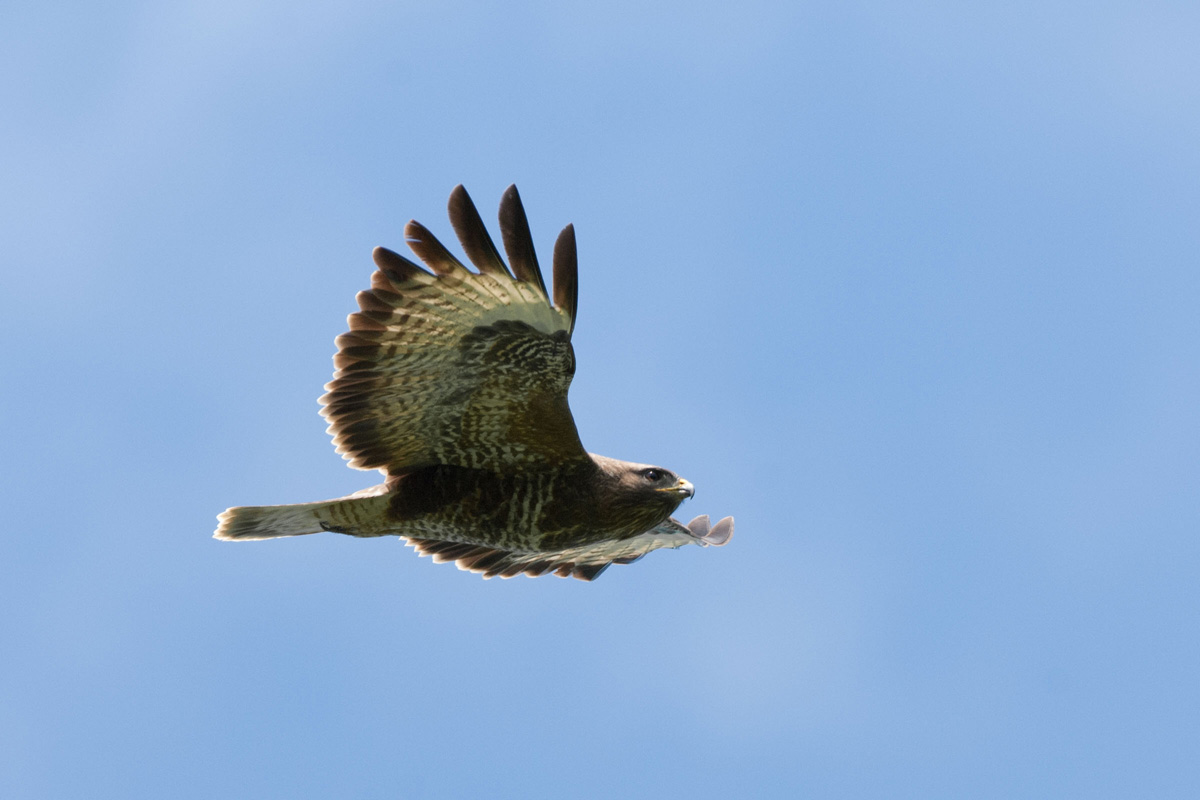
(214, 490, 391, 541)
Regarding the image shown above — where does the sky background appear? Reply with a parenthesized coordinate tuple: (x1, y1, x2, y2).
(3, 1, 1198, 797)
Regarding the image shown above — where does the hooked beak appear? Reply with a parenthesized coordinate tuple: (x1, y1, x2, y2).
(659, 478, 694, 499)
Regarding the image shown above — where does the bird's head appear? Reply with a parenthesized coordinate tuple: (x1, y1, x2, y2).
(609, 461, 694, 514)
(586, 455, 695, 534)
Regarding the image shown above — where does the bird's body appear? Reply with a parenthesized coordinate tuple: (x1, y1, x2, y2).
(386, 457, 676, 548)
(215, 186, 732, 580)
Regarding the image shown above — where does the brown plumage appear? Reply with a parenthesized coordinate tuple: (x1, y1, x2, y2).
(214, 185, 733, 581)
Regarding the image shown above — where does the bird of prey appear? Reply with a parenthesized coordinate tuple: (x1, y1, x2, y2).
(215, 185, 733, 581)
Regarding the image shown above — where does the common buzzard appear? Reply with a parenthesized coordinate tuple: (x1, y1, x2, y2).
(215, 185, 733, 581)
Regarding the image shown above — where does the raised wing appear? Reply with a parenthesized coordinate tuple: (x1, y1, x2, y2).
(405, 515, 735, 581)
(320, 185, 585, 474)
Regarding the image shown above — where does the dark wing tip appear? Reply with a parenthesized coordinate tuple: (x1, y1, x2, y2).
(552, 223, 578, 333)
(403, 220, 465, 276)
(372, 246, 430, 284)
(498, 184, 549, 297)
(572, 562, 610, 581)
(447, 185, 511, 277)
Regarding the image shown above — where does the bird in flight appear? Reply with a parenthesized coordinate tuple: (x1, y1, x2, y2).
(215, 185, 733, 580)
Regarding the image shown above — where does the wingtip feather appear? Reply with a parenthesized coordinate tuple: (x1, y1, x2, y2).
(706, 516, 734, 546)
(552, 223, 578, 334)
(686, 514, 734, 546)
(448, 185, 512, 278)
(403, 220, 468, 277)
(372, 246, 431, 283)
(498, 184, 549, 297)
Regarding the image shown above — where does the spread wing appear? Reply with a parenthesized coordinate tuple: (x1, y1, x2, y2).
(320, 185, 585, 474)
(405, 515, 735, 581)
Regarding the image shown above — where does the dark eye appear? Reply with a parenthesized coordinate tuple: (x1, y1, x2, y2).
(642, 469, 665, 482)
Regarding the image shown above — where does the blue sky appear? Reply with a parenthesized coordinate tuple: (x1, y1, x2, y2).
(3, 1, 1198, 797)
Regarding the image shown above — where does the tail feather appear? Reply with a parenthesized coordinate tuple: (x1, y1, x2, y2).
(215, 488, 391, 541)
